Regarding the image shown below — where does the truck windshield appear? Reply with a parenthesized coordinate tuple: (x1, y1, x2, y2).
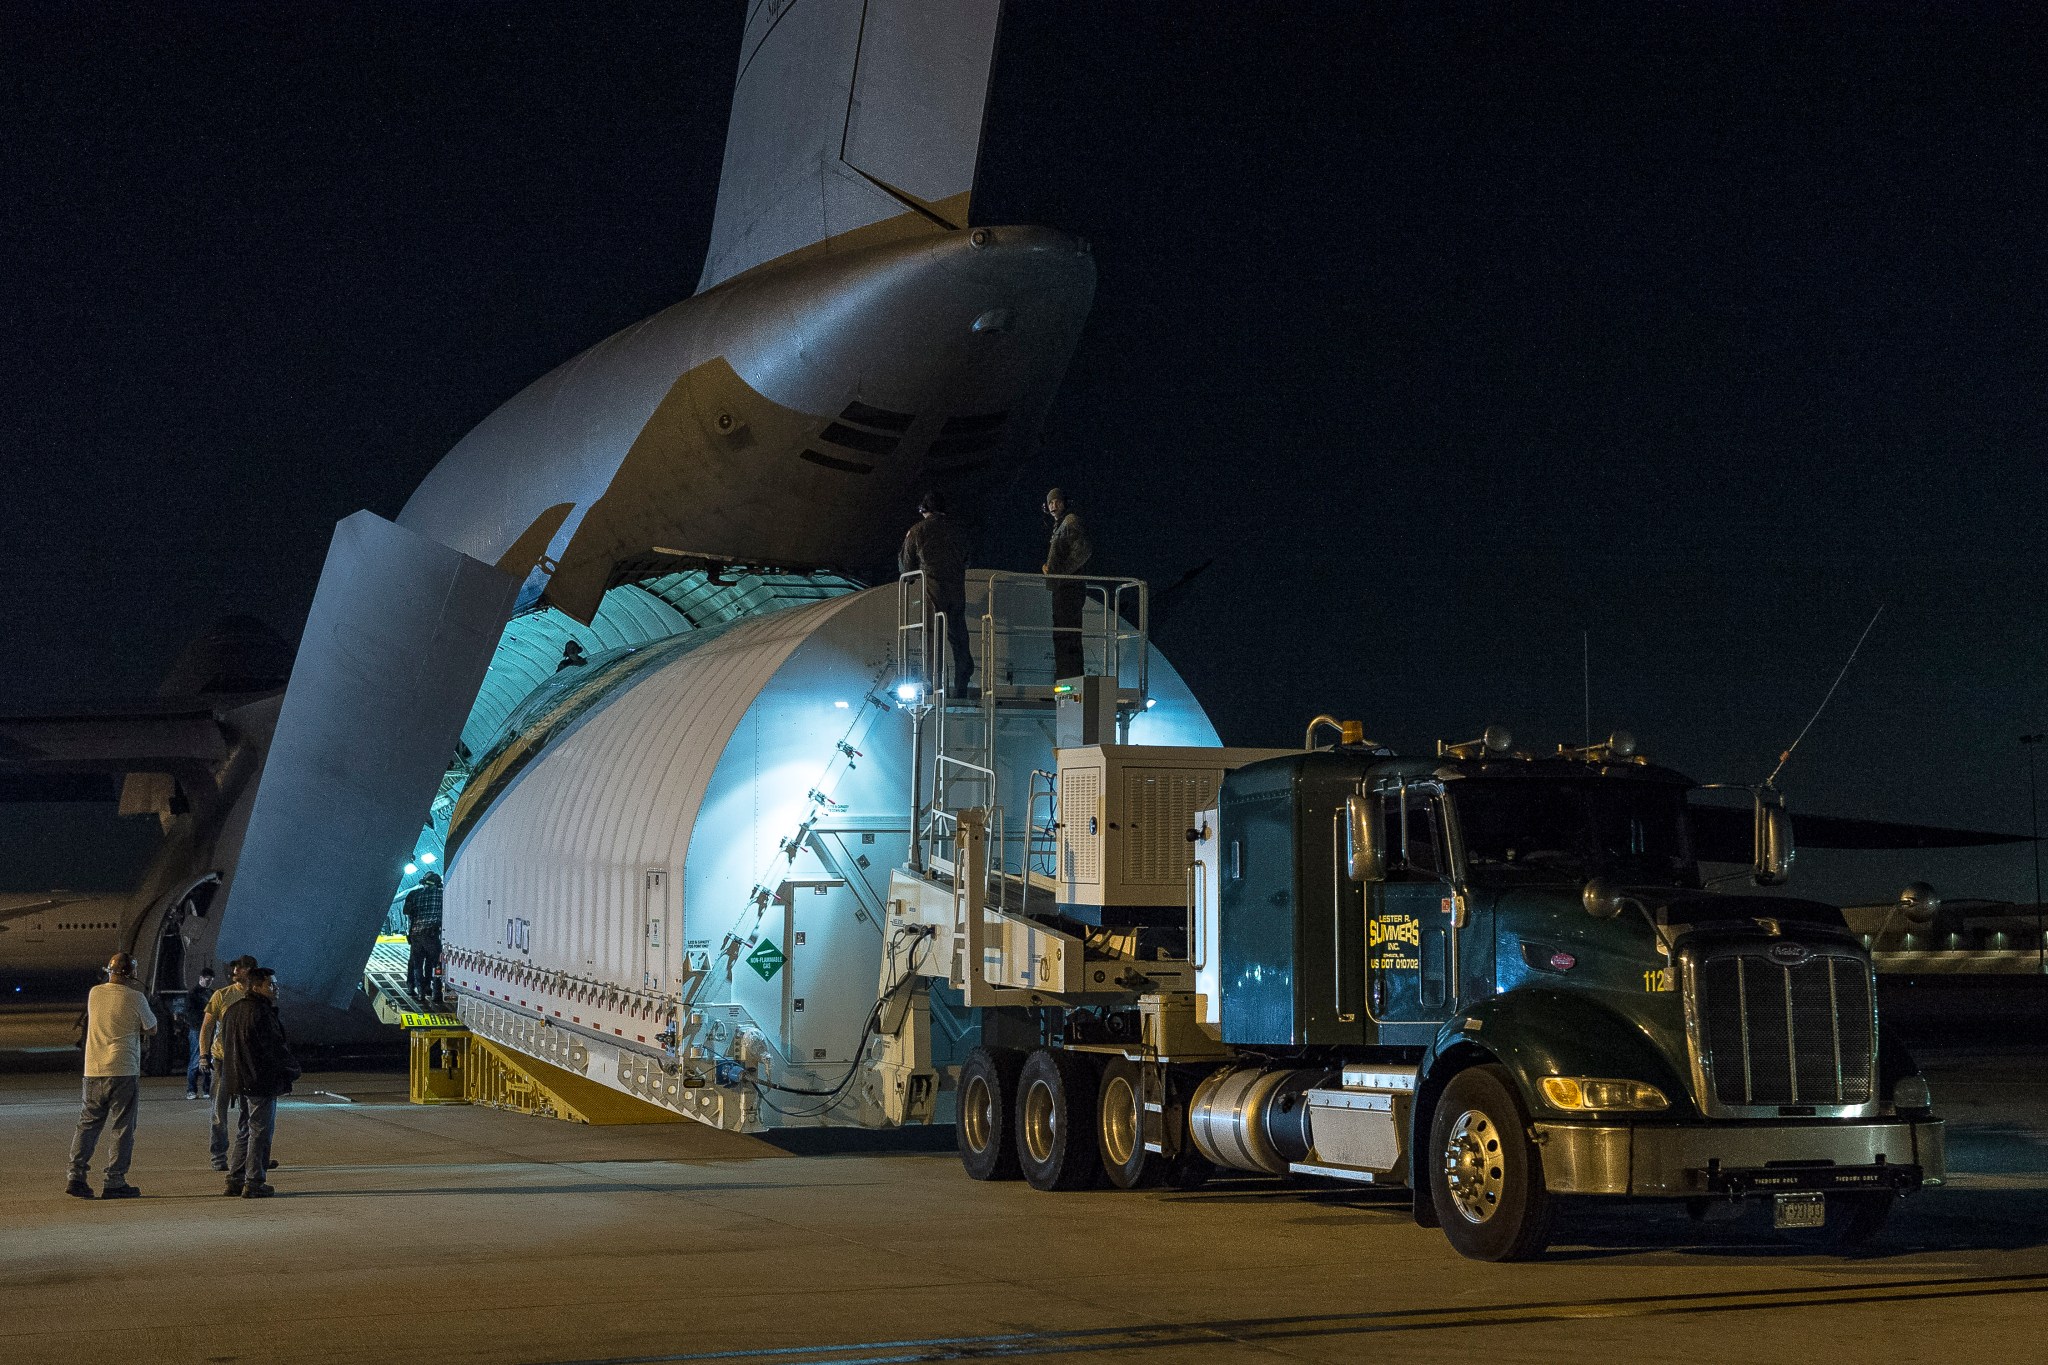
(1451, 778, 1696, 887)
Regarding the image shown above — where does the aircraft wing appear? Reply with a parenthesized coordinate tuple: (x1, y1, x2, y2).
(1691, 803, 2033, 864)
(0, 702, 230, 805)
(694, 0, 1004, 292)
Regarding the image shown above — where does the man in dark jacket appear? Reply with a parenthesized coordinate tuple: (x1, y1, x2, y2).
(898, 491, 975, 695)
(219, 967, 299, 1198)
(404, 872, 445, 1004)
(1040, 487, 1093, 681)
(182, 966, 214, 1100)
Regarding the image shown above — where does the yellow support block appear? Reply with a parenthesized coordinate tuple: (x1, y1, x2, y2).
(407, 1026, 682, 1125)
(409, 1028, 470, 1105)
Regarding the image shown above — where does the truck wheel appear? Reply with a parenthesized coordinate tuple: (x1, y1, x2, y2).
(1428, 1065, 1554, 1262)
(1016, 1048, 1102, 1191)
(1098, 1058, 1162, 1189)
(956, 1047, 1025, 1181)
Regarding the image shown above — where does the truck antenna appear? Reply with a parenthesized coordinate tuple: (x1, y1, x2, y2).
(1582, 629, 1591, 747)
(1764, 602, 1886, 789)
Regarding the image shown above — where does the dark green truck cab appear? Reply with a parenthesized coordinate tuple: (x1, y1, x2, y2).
(1211, 742, 1945, 1260)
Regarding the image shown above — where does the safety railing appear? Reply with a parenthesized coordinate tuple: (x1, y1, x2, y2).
(897, 569, 1152, 909)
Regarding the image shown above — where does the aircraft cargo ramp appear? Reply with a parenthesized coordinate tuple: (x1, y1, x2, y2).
(364, 936, 455, 1028)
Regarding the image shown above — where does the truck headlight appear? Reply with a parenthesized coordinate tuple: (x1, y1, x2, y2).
(1892, 1075, 1933, 1117)
(1540, 1076, 1670, 1112)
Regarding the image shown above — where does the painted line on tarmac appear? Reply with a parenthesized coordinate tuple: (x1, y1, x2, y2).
(537, 1271, 2048, 1365)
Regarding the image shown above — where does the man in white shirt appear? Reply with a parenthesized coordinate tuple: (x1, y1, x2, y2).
(66, 952, 158, 1199)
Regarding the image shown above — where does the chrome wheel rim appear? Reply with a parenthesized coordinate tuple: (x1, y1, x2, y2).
(1022, 1077, 1058, 1165)
(962, 1074, 994, 1155)
(1102, 1073, 1138, 1168)
(1441, 1106, 1506, 1224)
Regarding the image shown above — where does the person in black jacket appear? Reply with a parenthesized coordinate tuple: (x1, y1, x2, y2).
(898, 490, 975, 695)
(218, 968, 300, 1198)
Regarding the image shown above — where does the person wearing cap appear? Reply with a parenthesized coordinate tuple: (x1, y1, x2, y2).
(1040, 487, 1093, 681)
(405, 871, 446, 1005)
(218, 967, 300, 1198)
(65, 952, 158, 1199)
(198, 955, 256, 1171)
(898, 490, 975, 695)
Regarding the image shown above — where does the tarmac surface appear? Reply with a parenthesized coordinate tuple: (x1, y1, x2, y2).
(2, 1049, 2045, 1365)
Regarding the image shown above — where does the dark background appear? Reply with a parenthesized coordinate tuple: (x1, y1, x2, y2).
(3, 2, 2042, 903)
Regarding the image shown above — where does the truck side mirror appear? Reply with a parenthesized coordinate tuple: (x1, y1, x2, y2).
(1753, 791, 1794, 886)
(1345, 793, 1382, 883)
(1582, 877, 1631, 919)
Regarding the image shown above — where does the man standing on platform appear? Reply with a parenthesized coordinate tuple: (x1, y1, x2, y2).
(219, 967, 299, 1198)
(65, 952, 157, 1199)
(1040, 487, 1093, 682)
(405, 872, 445, 1005)
(899, 490, 975, 695)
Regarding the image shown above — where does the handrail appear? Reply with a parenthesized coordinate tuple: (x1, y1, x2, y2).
(899, 568, 1153, 919)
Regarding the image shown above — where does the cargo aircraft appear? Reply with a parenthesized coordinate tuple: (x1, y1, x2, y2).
(0, 2, 2027, 1056)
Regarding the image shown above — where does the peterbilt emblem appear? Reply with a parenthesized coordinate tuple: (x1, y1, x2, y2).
(1765, 941, 1812, 967)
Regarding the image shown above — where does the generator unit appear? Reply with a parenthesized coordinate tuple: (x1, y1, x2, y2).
(1052, 744, 1290, 926)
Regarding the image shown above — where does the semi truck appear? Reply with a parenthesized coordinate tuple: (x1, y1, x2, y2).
(872, 698, 1946, 1262)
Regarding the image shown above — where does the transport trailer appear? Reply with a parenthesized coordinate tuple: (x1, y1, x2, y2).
(873, 724, 1946, 1261)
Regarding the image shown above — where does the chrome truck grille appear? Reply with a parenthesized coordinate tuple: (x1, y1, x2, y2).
(1681, 938, 1877, 1118)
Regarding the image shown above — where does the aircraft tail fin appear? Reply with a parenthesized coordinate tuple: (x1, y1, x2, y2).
(694, 0, 1004, 294)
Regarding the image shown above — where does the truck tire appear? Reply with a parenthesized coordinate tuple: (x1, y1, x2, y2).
(1428, 1065, 1555, 1261)
(1016, 1048, 1101, 1191)
(1097, 1058, 1162, 1189)
(956, 1046, 1025, 1181)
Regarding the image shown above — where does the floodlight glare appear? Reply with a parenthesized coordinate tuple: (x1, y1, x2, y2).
(404, 862, 419, 875)
(421, 852, 437, 865)
(895, 681, 920, 702)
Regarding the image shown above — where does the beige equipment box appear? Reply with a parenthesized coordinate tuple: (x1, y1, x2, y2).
(1051, 745, 1294, 921)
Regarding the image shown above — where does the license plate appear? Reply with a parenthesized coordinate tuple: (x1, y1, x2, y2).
(1773, 1193, 1826, 1229)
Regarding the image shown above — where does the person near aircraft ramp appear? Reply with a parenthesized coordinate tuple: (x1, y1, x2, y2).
(182, 965, 215, 1100)
(405, 872, 445, 1005)
(65, 952, 158, 1199)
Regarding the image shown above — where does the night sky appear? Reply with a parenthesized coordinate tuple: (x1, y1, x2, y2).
(4, 3, 2042, 904)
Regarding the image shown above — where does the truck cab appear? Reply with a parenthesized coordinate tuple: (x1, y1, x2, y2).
(1201, 735, 1943, 1259)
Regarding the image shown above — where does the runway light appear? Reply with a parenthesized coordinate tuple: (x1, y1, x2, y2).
(421, 852, 437, 865)
(834, 700, 850, 709)
(405, 862, 419, 875)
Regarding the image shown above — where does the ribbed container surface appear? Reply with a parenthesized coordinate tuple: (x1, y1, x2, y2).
(1697, 952, 1875, 1107)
